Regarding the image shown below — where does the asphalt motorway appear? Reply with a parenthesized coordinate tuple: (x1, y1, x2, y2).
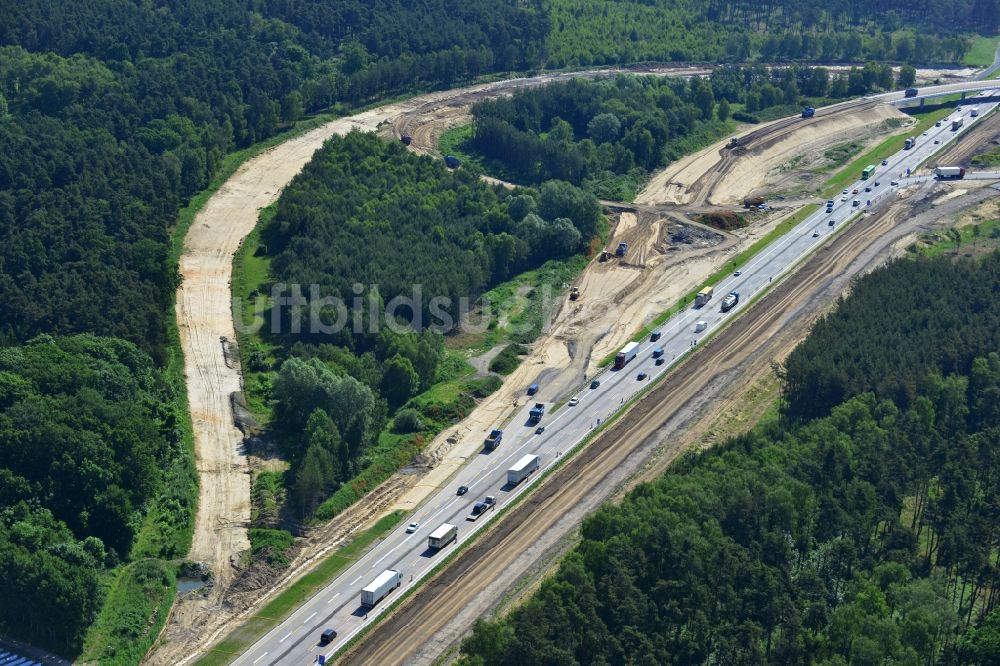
(232, 92, 999, 666)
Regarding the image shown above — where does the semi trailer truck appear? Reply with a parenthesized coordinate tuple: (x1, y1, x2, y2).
(361, 569, 402, 607)
(508, 454, 540, 486)
(428, 523, 457, 550)
(614, 342, 639, 369)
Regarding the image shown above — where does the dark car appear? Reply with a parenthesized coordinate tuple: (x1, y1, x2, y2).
(650, 331, 662, 342)
(320, 628, 337, 645)
(637, 372, 648, 380)
(654, 358, 665, 366)
(590, 379, 600, 389)
(457, 485, 468, 496)
(535, 426, 545, 434)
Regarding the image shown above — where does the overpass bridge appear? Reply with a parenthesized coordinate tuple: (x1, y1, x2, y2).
(878, 80, 1000, 107)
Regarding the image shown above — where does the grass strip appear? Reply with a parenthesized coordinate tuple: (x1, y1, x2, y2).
(193, 511, 405, 666)
(963, 35, 1000, 68)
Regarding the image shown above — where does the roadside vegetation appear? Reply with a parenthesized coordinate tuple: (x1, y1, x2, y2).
(1, 0, 995, 660)
(467, 75, 733, 199)
(962, 35, 1000, 66)
(236, 131, 600, 527)
(972, 144, 1000, 168)
(0, 336, 189, 657)
(0, 0, 548, 658)
(456, 65, 919, 200)
(547, 0, 988, 68)
(460, 250, 1000, 665)
(193, 511, 405, 666)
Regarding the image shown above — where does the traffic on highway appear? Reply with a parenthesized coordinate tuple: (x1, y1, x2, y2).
(232, 89, 998, 666)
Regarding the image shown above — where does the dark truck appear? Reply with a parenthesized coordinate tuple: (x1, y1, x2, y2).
(528, 403, 545, 425)
(485, 428, 503, 451)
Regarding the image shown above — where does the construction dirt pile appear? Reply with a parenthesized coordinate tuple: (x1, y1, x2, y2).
(638, 103, 910, 207)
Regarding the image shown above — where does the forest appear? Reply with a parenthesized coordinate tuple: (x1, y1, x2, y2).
(459, 252, 1000, 665)
(468, 66, 907, 196)
(0, 0, 548, 362)
(547, 0, 988, 67)
(256, 131, 599, 516)
(0, 335, 186, 654)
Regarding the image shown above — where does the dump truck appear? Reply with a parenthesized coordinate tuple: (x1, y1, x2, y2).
(569, 286, 580, 301)
(743, 195, 765, 208)
(528, 403, 545, 425)
(400, 135, 412, 145)
(361, 569, 402, 607)
(726, 136, 740, 148)
(952, 117, 964, 131)
(802, 107, 815, 118)
(721, 292, 739, 312)
(444, 155, 461, 168)
(428, 524, 457, 550)
(904, 87, 919, 98)
(616, 242, 628, 256)
(695, 286, 714, 307)
(485, 428, 503, 451)
(614, 341, 640, 369)
(935, 166, 965, 179)
(508, 454, 540, 486)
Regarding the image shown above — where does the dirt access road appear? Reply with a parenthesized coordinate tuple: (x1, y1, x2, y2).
(162, 64, 933, 663)
(158, 65, 707, 664)
(342, 181, 1000, 666)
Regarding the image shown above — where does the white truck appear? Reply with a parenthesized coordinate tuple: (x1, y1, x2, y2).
(361, 569, 402, 607)
(427, 523, 457, 550)
(935, 166, 966, 180)
(507, 454, 540, 486)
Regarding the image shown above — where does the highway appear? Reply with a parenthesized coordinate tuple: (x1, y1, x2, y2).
(232, 91, 999, 666)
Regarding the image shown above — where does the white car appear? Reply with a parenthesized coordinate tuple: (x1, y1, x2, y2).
(841, 195, 848, 201)
(890, 180, 899, 186)
(568, 397, 579, 407)
(406, 522, 419, 533)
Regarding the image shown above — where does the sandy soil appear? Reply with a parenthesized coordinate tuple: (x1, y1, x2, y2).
(152, 67, 712, 664)
(637, 103, 909, 207)
(155, 63, 935, 663)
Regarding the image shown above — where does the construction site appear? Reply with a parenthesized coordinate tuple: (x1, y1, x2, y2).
(155, 66, 1000, 666)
